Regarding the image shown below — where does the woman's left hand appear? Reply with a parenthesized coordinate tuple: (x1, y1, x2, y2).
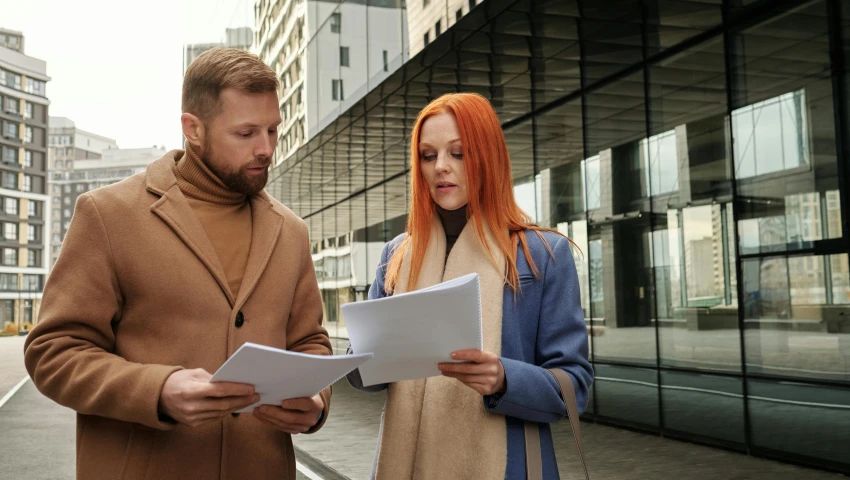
(438, 350, 506, 396)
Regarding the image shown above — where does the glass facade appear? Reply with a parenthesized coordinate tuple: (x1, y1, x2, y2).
(266, 0, 850, 473)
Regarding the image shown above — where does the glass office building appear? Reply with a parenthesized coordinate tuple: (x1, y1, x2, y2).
(265, 0, 850, 473)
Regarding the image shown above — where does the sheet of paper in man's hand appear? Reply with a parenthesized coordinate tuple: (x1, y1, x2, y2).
(210, 342, 373, 413)
(342, 272, 483, 386)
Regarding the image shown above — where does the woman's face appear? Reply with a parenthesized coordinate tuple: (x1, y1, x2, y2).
(418, 112, 469, 211)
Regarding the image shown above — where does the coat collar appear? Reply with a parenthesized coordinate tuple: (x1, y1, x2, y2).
(145, 150, 286, 308)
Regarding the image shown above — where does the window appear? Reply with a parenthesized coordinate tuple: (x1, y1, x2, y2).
(4, 223, 17, 240)
(54, 160, 62, 169)
(63, 208, 70, 218)
(383, 50, 389, 72)
(24, 151, 32, 168)
(332, 79, 344, 101)
(4, 97, 18, 115)
(0, 273, 16, 291)
(340, 46, 350, 67)
(435, 20, 442, 36)
(22, 175, 31, 192)
(63, 196, 70, 206)
(3, 172, 17, 189)
(3, 147, 16, 165)
(4, 198, 17, 215)
(24, 102, 33, 119)
(456, 8, 463, 22)
(27, 250, 40, 268)
(76, 184, 85, 192)
(28, 201, 39, 218)
(25, 78, 46, 96)
(63, 185, 71, 193)
(5, 122, 18, 139)
(424, 32, 430, 46)
(27, 225, 39, 242)
(24, 127, 33, 144)
(65, 160, 73, 169)
(330, 12, 341, 33)
(22, 274, 41, 292)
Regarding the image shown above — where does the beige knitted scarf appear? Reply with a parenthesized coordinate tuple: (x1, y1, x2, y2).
(374, 216, 507, 479)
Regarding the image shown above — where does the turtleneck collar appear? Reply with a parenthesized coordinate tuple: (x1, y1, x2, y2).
(436, 204, 468, 236)
(174, 143, 246, 205)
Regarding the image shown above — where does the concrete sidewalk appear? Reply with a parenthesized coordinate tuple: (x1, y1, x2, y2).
(294, 379, 843, 480)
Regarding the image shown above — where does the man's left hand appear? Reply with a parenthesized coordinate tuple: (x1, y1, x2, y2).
(252, 395, 324, 434)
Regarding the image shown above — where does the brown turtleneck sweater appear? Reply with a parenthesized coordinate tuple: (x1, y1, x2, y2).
(175, 145, 252, 299)
(436, 204, 468, 259)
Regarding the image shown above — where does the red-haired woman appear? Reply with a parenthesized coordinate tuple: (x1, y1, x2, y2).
(347, 93, 593, 479)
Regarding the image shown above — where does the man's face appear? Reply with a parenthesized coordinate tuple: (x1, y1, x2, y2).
(197, 88, 282, 195)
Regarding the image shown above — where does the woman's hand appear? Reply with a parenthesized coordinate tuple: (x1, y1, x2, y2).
(438, 350, 506, 396)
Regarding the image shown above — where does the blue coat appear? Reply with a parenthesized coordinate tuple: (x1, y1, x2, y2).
(348, 230, 594, 479)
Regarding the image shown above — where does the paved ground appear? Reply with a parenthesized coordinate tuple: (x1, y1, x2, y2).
(1, 336, 845, 479)
(293, 379, 845, 480)
(0, 335, 28, 394)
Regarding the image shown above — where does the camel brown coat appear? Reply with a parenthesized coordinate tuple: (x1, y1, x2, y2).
(24, 150, 332, 480)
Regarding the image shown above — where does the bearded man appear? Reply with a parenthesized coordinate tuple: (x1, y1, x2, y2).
(25, 47, 331, 480)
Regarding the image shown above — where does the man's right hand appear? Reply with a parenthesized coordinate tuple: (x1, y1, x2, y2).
(158, 368, 258, 427)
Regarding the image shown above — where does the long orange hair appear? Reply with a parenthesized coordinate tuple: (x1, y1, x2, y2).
(384, 93, 569, 294)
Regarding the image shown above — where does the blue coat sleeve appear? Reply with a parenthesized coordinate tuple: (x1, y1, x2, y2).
(484, 236, 594, 423)
(345, 239, 395, 393)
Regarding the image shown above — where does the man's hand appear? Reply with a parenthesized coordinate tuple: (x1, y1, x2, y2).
(252, 395, 324, 434)
(158, 368, 258, 427)
(438, 349, 506, 396)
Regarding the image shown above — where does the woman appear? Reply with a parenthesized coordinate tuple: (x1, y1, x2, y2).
(347, 93, 593, 479)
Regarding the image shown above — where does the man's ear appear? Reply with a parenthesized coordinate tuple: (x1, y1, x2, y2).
(181, 113, 205, 150)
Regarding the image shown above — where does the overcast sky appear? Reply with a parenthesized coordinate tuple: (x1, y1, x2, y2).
(0, 0, 255, 151)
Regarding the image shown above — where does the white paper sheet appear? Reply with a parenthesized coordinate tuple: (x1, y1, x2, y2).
(210, 342, 373, 412)
(342, 272, 482, 386)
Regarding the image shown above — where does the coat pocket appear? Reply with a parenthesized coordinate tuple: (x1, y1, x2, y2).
(117, 425, 155, 480)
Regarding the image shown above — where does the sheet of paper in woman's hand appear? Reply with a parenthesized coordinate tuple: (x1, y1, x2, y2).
(342, 273, 483, 386)
(210, 342, 373, 413)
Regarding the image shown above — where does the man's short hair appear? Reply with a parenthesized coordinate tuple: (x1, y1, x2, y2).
(182, 47, 279, 122)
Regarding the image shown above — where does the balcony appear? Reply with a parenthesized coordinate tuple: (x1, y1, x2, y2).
(1, 135, 22, 145)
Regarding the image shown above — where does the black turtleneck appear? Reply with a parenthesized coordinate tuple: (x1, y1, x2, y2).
(436, 204, 468, 259)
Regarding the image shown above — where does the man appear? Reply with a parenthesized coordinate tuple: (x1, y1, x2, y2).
(24, 48, 331, 479)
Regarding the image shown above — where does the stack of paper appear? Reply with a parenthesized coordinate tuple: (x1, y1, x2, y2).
(342, 273, 482, 386)
(210, 342, 372, 412)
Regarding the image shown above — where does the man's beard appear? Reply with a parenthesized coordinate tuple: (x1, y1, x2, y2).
(201, 136, 270, 195)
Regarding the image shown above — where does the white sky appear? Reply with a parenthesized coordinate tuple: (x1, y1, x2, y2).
(0, 0, 255, 151)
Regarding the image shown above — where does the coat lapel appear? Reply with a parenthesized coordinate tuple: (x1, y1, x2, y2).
(234, 192, 284, 310)
(145, 153, 234, 306)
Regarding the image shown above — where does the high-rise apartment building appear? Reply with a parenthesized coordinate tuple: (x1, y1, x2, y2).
(49, 146, 164, 267)
(0, 31, 50, 329)
(254, 0, 408, 167)
(184, 27, 254, 72)
(47, 117, 118, 265)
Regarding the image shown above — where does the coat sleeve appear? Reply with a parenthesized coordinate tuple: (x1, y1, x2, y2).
(24, 194, 183, 430)
(285, 220, 333, 433)
(483, 236, 594, 424)
(345, 239, 394, 393)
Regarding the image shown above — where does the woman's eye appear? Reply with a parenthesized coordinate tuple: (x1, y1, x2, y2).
(421, 153, 437, 161)
(451, 153, 463, 159)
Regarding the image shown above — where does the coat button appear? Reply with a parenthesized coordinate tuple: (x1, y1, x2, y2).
(235, 311, 245, 328)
